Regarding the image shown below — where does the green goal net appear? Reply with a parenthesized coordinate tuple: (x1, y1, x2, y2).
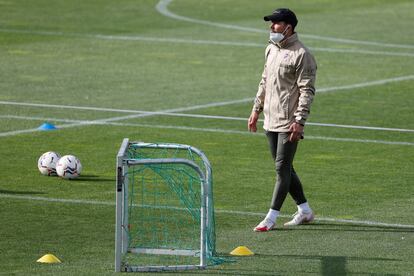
(115, 139, 217, 272)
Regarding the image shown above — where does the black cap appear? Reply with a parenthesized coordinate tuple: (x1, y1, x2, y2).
(264, 8, 298, 28)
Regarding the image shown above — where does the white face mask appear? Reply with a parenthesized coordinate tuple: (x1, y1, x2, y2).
(269, 25, 289, 44)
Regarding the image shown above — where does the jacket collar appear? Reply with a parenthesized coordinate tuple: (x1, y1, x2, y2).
(271, 33, 298, 48)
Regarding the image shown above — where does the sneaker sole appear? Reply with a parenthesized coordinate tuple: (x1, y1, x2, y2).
(253, 226, 274, 232)
(283, 214, 315, 227)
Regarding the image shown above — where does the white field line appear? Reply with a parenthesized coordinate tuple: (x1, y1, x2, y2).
(1, 72, 414, 140)
(0, 127, 47, 137)
(0, 115, 99, 137)
(1, 73, 413, 115)
(75, 122, 414, 146)
(305, 122, 414, 133)
(1, 72, 414, 134)
(104, 123, 414, 146)
(1, 28, 414, 58)
(310, 47, 414, 58)
(0, 115, 83, 123)
(317, 75, 414, 93)
(1, 193, 413, 229)
(42, 97, 253, 124)
(156, 0, 414, 50)
(2, 114, 414, 134)
(1, 73, 413, 136)
(0, 99, 250, 114)
(1, 115, 413, 146)
(0, 99, 254, 137)
(0, 116, 81, 137)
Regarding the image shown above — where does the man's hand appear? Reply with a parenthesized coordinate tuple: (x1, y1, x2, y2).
(288, 122, 304, 142)
(248, 111, 259, 132)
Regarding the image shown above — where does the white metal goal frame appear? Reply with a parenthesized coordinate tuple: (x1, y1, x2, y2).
(115, 138, 213, 272)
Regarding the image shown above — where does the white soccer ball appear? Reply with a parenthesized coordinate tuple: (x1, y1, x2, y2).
(56, 155, 82, 179)
(38, 151, 61, 176)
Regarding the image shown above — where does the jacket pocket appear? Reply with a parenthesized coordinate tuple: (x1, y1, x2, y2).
(279, 64, 295, 76)
(278, 93, 289, 120)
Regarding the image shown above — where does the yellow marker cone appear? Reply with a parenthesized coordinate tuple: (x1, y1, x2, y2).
(36, 254, 62, 263)
(230, 246, 254, 256)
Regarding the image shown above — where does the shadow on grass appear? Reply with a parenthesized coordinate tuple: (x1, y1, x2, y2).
(66, 174, 114, 182)
(179, 266, 283, 276)
(0, 189, 45, 195)
(218, 253, 400, 276)
(262, 253, 400, 276)
(177, 252, 401, 275)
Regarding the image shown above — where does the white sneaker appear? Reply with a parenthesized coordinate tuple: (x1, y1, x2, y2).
(284, 211, 314, 226)
(253, 218, 275, 232)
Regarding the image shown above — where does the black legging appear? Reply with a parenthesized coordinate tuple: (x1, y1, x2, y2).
(266, 131, 307, 211)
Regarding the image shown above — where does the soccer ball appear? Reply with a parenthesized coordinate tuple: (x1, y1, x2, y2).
(38, 151, 61, 176)
(56, 155, 82, 179)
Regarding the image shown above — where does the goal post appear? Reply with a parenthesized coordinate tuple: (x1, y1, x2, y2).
(115, 138, 216, 272)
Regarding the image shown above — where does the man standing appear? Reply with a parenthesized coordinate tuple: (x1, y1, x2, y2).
(248, 8, 317, 232)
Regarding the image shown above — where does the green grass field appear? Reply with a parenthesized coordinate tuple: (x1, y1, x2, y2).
(1, 0, 414, 275)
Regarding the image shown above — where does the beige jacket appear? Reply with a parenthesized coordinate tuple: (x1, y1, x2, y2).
(252, 33, 317, 132)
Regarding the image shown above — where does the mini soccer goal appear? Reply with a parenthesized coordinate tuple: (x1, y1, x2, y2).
(115, 139, 216, 272)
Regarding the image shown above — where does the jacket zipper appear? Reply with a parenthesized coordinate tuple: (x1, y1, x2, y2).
(269, 47, 279, 129)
